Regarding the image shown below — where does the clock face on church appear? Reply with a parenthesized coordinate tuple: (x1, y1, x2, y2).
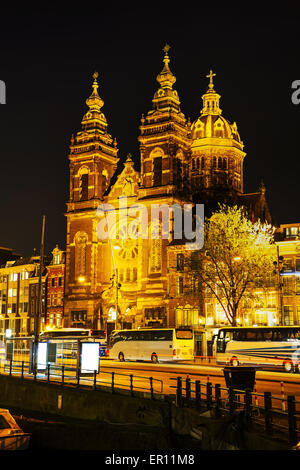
(114, 221, 139, 260)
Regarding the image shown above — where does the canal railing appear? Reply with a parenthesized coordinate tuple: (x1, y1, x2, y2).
(0, 359, 163, 398)
(170, 376, 300, 446)
(1, 358, 299, 447)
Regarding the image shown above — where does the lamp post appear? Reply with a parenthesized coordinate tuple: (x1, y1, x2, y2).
(273, 245, 284, 325)
(101, 208, 122, 330)
(32, 215, 46, 372)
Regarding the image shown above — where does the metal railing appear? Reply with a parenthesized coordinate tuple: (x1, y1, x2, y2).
(0, 359, 163, 398)
(170, 376, 300, 446)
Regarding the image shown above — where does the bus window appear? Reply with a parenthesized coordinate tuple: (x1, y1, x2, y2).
(291, 329, 300, 339)
(176, 329, 193, 340)
(110, 332, 124, 345)
(262, 330, 272, 341)
(256, 330, 264, 341)
(233, 330, 246, 341)
(245, 330, 257, 341)
(153, 330, 173, 341)
(224, 330, 234, 342)
(273, 329, 288, 342)
(140, 330, 153, 341)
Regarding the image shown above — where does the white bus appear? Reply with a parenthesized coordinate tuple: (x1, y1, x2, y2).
(108, 328, 194, 363)
(216, 326, 300, 373)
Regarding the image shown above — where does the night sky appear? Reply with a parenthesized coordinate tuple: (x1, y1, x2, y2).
(0, 7, 299, 256)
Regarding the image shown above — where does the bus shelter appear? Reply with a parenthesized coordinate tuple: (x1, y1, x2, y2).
(3, 336, 100, 378)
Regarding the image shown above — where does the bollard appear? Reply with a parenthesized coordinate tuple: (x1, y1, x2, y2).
(215, 383, 221, 417)
(111, 372, 115, 393)
(130, 374, 134, 396)
(229, 386, 235, 414)
(186, 377, 191, 402)
(176, 377, 182, 407)
(149, 377, 154, 399)
(254, 380, 259, 409)
(61, 366, 64, 386)
(9, 359, 13, 376)
(195, 380, 201, 409)
(281, 382, 286, 411)
(93, 370, 97, 390)
(47, 363, 51, 382)
(264, 391, 273, 435)
(206, 382, 213, 410)
(244, 389, 252, 428)
(287, 395, 298, 446)
(21, 361, 24, 380)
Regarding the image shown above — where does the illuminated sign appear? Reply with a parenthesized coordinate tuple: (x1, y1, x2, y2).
(37, 342, 48, 370)
(80, 342, 99, 374)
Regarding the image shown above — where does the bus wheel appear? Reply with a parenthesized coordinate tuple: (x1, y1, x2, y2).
(230, 357, 239, 367)
(283, 360, 294, 373)
(151, 354, 158, 364)
(118, 352, 125, 362)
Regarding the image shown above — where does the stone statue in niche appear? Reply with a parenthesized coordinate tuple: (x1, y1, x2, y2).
(122, 177, 134, 196)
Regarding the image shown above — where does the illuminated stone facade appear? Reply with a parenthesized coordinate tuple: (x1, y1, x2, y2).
(64, 46, 272, 338)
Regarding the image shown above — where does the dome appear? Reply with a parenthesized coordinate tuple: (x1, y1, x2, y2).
(191, 70, 243, 150)
(191, 114, 243, 147)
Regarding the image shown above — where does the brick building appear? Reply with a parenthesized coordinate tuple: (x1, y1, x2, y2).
(46, 245, 65, 328)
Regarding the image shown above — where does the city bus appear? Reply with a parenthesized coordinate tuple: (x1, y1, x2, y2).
(215, 326, 300, 373)
(40, 328, 107, 357)
(108, 328, 194, 363)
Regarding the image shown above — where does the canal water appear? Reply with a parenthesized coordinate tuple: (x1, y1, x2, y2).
(11, 409, 200, 451)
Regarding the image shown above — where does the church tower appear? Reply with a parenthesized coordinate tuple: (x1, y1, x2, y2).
(138, 45, 191, 199)
(190, 70, 246, 211)
(64, 73, 119, 328)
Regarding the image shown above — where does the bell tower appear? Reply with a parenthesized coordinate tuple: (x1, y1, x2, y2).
(138, 45, 191, 199)
(67, 72, 119, 210)
(64, 72, 119, 329)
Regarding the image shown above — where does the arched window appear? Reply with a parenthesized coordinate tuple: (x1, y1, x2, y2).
(218, 157, 222, 169)
(212, 156, 217, 169)
(74, 232, 88, 280)
(149, 222, 162, 273)
(201, 157, 205, 170)
(78, 167, 89, 201)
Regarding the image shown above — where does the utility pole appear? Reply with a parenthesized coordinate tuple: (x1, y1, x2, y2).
(32, 215, 46, 372)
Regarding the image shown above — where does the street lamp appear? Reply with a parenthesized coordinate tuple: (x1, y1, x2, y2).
(99, 208, 122, 330)
(273, 246, 284, 325)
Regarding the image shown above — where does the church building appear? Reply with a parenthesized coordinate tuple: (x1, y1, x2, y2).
(64, 46, 271, 337)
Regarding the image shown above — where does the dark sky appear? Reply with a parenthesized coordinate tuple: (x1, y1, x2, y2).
(0, 7, 299, 256)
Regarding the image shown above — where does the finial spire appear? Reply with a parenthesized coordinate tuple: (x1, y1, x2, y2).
(206, 69, 216, 90)
(162, 44, 171, 69)
(85, 70, 104, 112)
(156, 43, 176, 89)
(92, 71, 99, 95)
